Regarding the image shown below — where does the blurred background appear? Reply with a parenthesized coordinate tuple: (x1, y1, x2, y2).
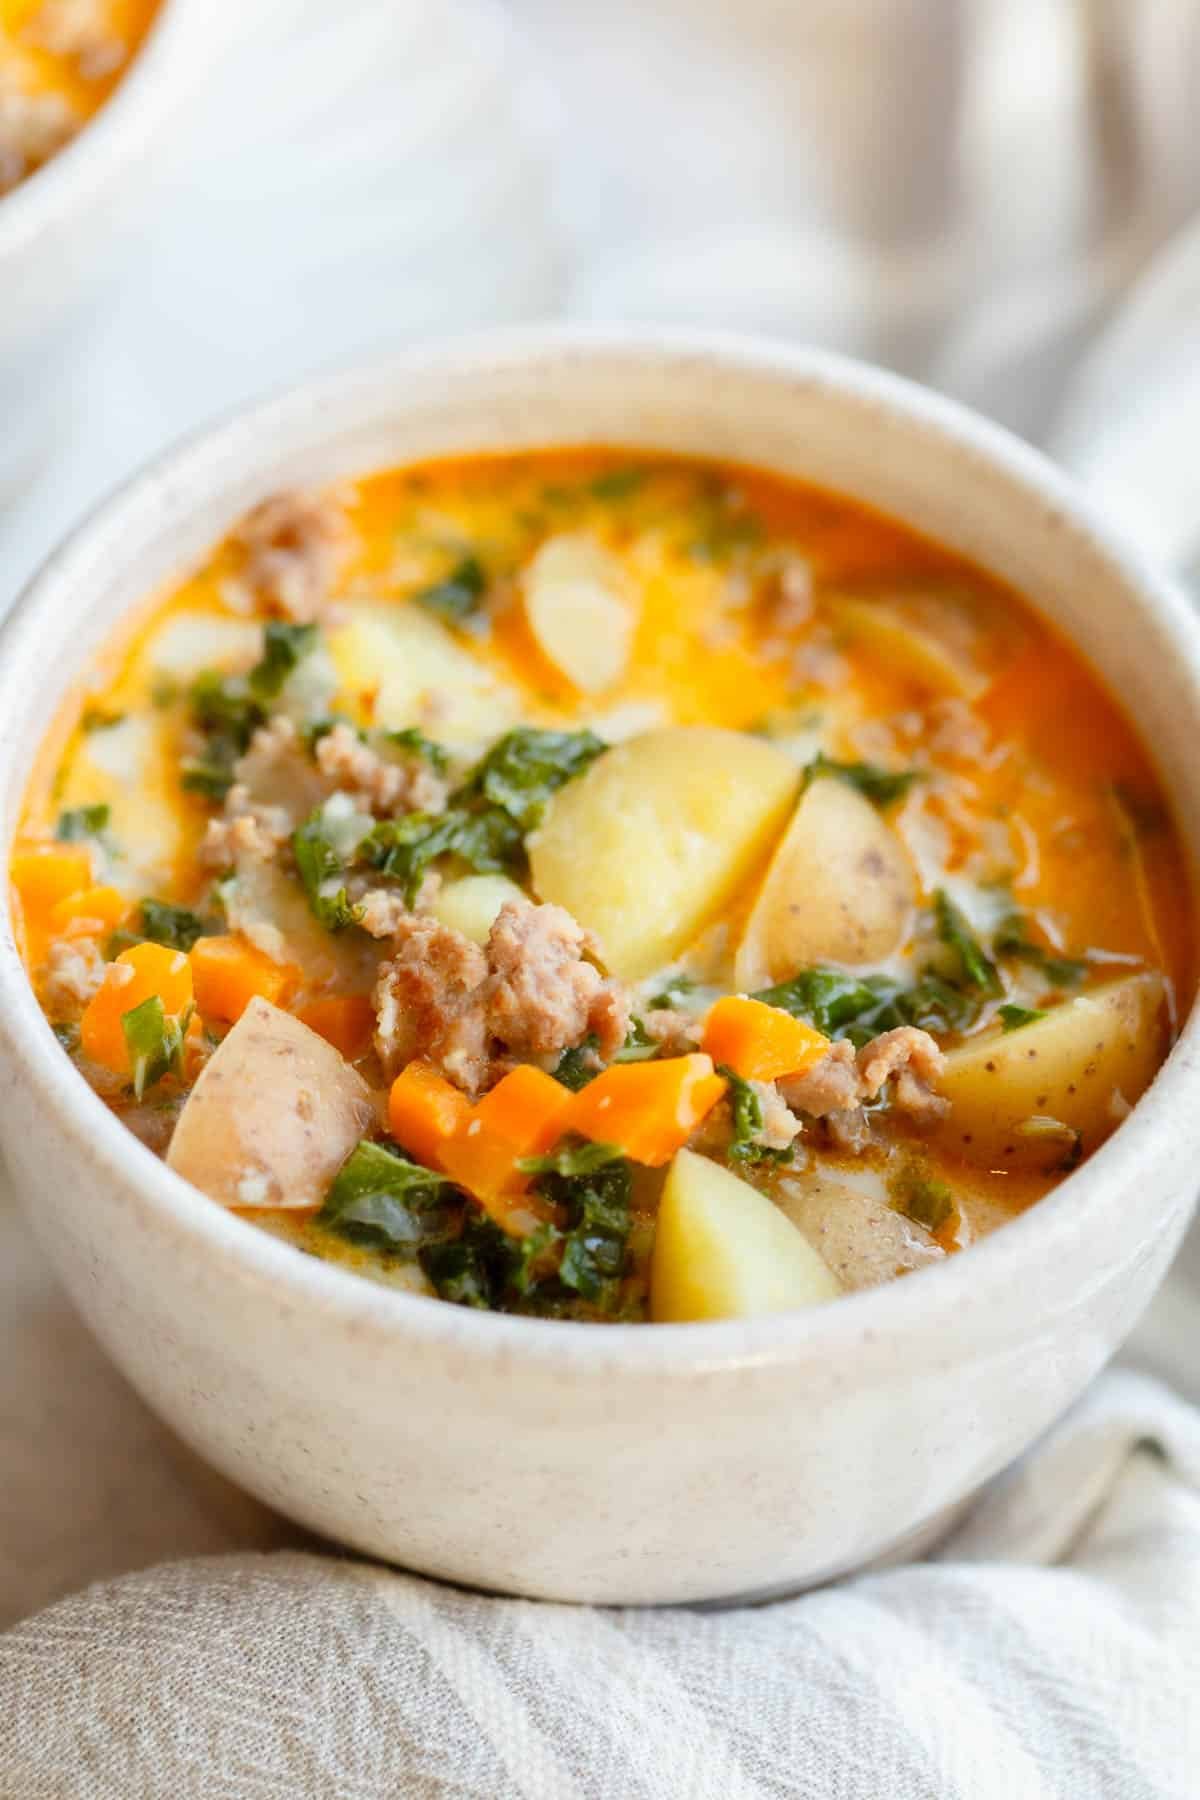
(7, 0, 1200, 589)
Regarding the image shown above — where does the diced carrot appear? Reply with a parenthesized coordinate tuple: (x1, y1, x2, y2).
(568, 1053, 727, 1166)
(298, 994, 376, 1061)
(80, 942, 194, 1074)
(440, 1066, 574, 1203)
(701, 994, 830, 1082)
(191, 934, 297, 1024)
(388, 1062, 473, 1170)
(48, 884, 127, 936)
(11, 846, 93, 915)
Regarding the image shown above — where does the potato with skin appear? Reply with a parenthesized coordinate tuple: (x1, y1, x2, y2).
(651, 1148, 841, 1322)
(522, 533, 636, 693)
(734, 774, 915, 989)
(831, 599, 985, 699)
(167, 997, 378, 1210)
(936, 972, 1167, 1166)
(774, 1167, 944, 1290)
(530, 727, 800, 981)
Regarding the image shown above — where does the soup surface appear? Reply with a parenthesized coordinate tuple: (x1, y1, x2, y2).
(12, 452, 1194, 1321)
(0, 0, 158, 195)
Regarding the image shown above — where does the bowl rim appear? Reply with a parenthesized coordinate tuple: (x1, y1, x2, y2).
(0, 0, 194, 261)
(2, 322, 1198, 1380)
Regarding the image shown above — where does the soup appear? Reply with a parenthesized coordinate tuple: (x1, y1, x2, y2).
(0, 0, 159, 195)
(11, 452, 1193, 1322)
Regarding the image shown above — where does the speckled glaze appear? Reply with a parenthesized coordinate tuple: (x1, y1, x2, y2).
(1, 332, 1198, 1606)
(0, 0, 196, 499)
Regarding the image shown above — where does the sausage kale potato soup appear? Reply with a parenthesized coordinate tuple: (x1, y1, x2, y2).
(0, 0, 159, 195)
(12, 453, 1193, 1322)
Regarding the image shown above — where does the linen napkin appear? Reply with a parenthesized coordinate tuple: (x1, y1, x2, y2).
(0, 1367, 1197, 1799)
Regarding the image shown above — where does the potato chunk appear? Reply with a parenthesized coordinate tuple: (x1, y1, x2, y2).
(734, 774, 914, 988)
(831, 599, 985, 699)
(651, 1148, 841, 1322)
(167, 997, 377, 1210)
(432, 874, 527, 946)
(936, 972, 1167, 1165)
(522, 533, 635, 693)
(530, 727, 800, 980)
(328, 602, 519, 747)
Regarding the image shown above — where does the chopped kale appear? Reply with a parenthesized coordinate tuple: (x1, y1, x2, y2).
(299, 714, 352, 755)
(993, 913, 1087, 989)
(292, 808, 361, 931)
(589, 466, 648, 500)
(420, 1213, 516, 1309)
(363, 805, 522, 904)
(998, 1003, 1046, 1033)
(613, 1018, 660, 1063)
(517, 1138, 625, 1179)
(802, 752, 919, 810)
(717, 1065, 794, 1166)
(754, 964, 979, 1044)
(320, 1141, 459, 1253)
(136, 900, 216, 953)
(412, 555, 487, 625)
(384, 726, 450, 774)
(423, 1153, 635, 1317)
(183, 624, 319, 799)
(646, 973, 698, 1011)
(249, 622, 319, 702)
(934, 890, 1002, 996)
(51, 1021, 80, 1054)
(552, 1038, 601, 1091)
(55, 803, 110, 842)
(180, 758, 239, 801)
(440, 806, 526, 875)
(536, 1155, 633, 1309)
(890, 1163, 955, 1233)
(456, 728, 605, 833)
(753, 967, 887, 1036)
(849, 973, 978, 1042)
(121, 994, 190, 1101)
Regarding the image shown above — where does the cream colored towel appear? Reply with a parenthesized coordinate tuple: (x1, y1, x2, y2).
(1, 1370, 1197, 1799)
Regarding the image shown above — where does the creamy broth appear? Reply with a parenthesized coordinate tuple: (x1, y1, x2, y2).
(12, 452, 1193, 1321)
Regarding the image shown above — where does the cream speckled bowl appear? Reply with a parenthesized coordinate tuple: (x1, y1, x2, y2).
(1, 331, 1197, 1606)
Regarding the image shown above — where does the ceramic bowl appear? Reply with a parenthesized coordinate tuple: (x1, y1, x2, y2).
(1, 330, 1197, 1606)
(0, 0, 199, 502)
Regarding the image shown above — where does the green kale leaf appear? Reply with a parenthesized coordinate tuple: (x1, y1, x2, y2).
(998, 1003, 1046, 1033)
(717, 1064, 794, 1165)
(55, 803, 110, 842)
(802, 751, 919, 809)
(121, 994, 190, 1101)
(890, 1162, 955, 1233)
(517, 1138, 625, 1178)
(934, 890, 1002, 996)
(319, 1141, 459, 1254)
(136, 899, 217, 953)
(456, 727, 605, 832)
(993, 913, 1087, 988)
(551, 1037, 601, 1091)
(292, 808, 361, 931)
(412, 555, 487, 625)
(182, 624, 319, 799)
